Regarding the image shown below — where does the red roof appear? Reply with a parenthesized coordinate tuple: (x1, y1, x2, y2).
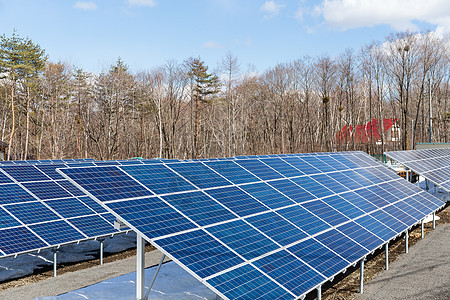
(336, 119, 397, 144)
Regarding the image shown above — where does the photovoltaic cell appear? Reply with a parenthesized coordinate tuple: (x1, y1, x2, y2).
(5, 202, 59, 224)
(204, 186, 268, 217)
(58, 151, 446, 300)
(154, 229, 244, 278)
(29, 220, 85, 244)
(22, 181, 72, 200)
(60, 166, 153, 202)
(253, 250, 325, 297)
(0, 227, 47, 255)
(1, 165, 49, 182)
(162, 191, 236, 226)
(0, 184, 36, 205)
(238, 182, 295, 209)
(206, 220, 279, 260)
(168, 162, 231, 189)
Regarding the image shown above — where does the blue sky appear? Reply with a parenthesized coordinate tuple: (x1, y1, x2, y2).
(1, 0, 448, 74)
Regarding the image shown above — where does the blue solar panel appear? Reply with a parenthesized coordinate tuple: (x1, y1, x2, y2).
(261, 158, 305, 177)
(206, 220, 279, 260)
(29, 220, 85, 244)
(0, 207, 21, 229)
(1, 165, 49, 182)
(253, 250, 325, 297)
(162, 191, 236, 226)
(301, 200, 349, 226)
(154, 229, 244, 278)
(310, 174, 349, 194)
(203, 160, 259, 184)
(321, 194, 365, 219)
(120, 164, 195, 194)
(168, 162, 231, 189)
(68, 215, 119, 237)
(386, 148, 450, 192)
(0, 184, 36, 205)
(0, 172, 13, 184)
(60, 166, 153, 202)
(268, 179, 316, 203)
(235, 159, 283, 180)
(5, 202, 59, 224)
(44, 197, 95, 218)
(246, 212, 308, 246)
(108, 197, 196, 238)
(290, 176, 334, 199)
(204, 186, 268, 217)
(282, 157, 321, 175)
(207, 264, 292, 300)
(22, 181, 72, 200)
(56, 180, 86, 196)
(314, 229, 367, 263)
(0, 227, 47, 255)
(58, 151, 446, 299)
(337, 221, 384, 252)
(277, 205, 331, 235)
(238, 182, 295, 209)
(288, 237, 348, 278)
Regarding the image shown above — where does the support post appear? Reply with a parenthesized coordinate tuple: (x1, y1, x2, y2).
(136, 235, 145, 300)
(406, 170, 410, 182)
(52, 248, 58, 277)
(360, 259, 364, 294)
(99, 238, 105, 265)
(425, 179, 429, 191)
(432, 212, 436, 229)
(317, 285, 321, 300)
(385, 243, 389, 270)
(405, 230, 408, 254)
(145, 254, 166, 299)
(421, 220, 424, 239)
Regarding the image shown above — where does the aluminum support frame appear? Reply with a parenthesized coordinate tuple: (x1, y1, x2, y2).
(136, 235, 145, 300)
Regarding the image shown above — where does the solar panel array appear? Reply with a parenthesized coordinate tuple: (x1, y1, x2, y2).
(385, 148, 450, 192)
(60, 151, 445, 300)
(0, 158, 179, 258)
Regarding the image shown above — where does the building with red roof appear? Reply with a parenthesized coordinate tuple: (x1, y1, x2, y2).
(336, 119, 400, 145)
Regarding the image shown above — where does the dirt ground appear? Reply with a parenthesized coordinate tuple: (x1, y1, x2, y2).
(0, 206, 448, 299)
(317, 203, 450, 300)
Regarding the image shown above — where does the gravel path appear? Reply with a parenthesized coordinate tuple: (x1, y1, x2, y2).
(357, 224, 450, 300)
(0, 249, 169, 300)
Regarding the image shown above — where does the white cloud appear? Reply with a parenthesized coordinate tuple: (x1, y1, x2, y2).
(74, 1, 97, 11)
(127, 0, 157, 7)
(260, 1, 285, 18)
(316, 0, 450, 32)
(202, 41, 224, 49)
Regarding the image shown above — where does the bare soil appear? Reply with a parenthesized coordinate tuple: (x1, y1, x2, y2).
(314, 203, 450, 300)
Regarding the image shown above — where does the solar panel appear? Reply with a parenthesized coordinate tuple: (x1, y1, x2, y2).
(59, 151, 447, 299)
(0, 161, 125, 258)
(385, 148, 450, 192)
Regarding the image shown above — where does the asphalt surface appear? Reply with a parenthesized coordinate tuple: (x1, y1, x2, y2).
(0, 249, 169, 300)
(357, 223, 450, 300)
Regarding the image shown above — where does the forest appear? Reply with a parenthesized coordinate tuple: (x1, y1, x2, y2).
(0, 31, 449, 160)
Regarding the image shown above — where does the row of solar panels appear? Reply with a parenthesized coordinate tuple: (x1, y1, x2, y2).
(60, 151, 446, 300)
(386, 148, 450, 192)
(0, 152, 374, 258)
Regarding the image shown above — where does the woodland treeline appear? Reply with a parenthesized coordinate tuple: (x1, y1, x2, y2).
(0, 31, 449, 160)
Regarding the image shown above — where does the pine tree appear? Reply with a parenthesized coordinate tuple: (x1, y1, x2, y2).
(187, 57, 220, 158)
(0, 31, 46, 159)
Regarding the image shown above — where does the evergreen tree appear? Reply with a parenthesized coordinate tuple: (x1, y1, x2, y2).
(187, 57, 220, 158)
(0, 31, 46, 159)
